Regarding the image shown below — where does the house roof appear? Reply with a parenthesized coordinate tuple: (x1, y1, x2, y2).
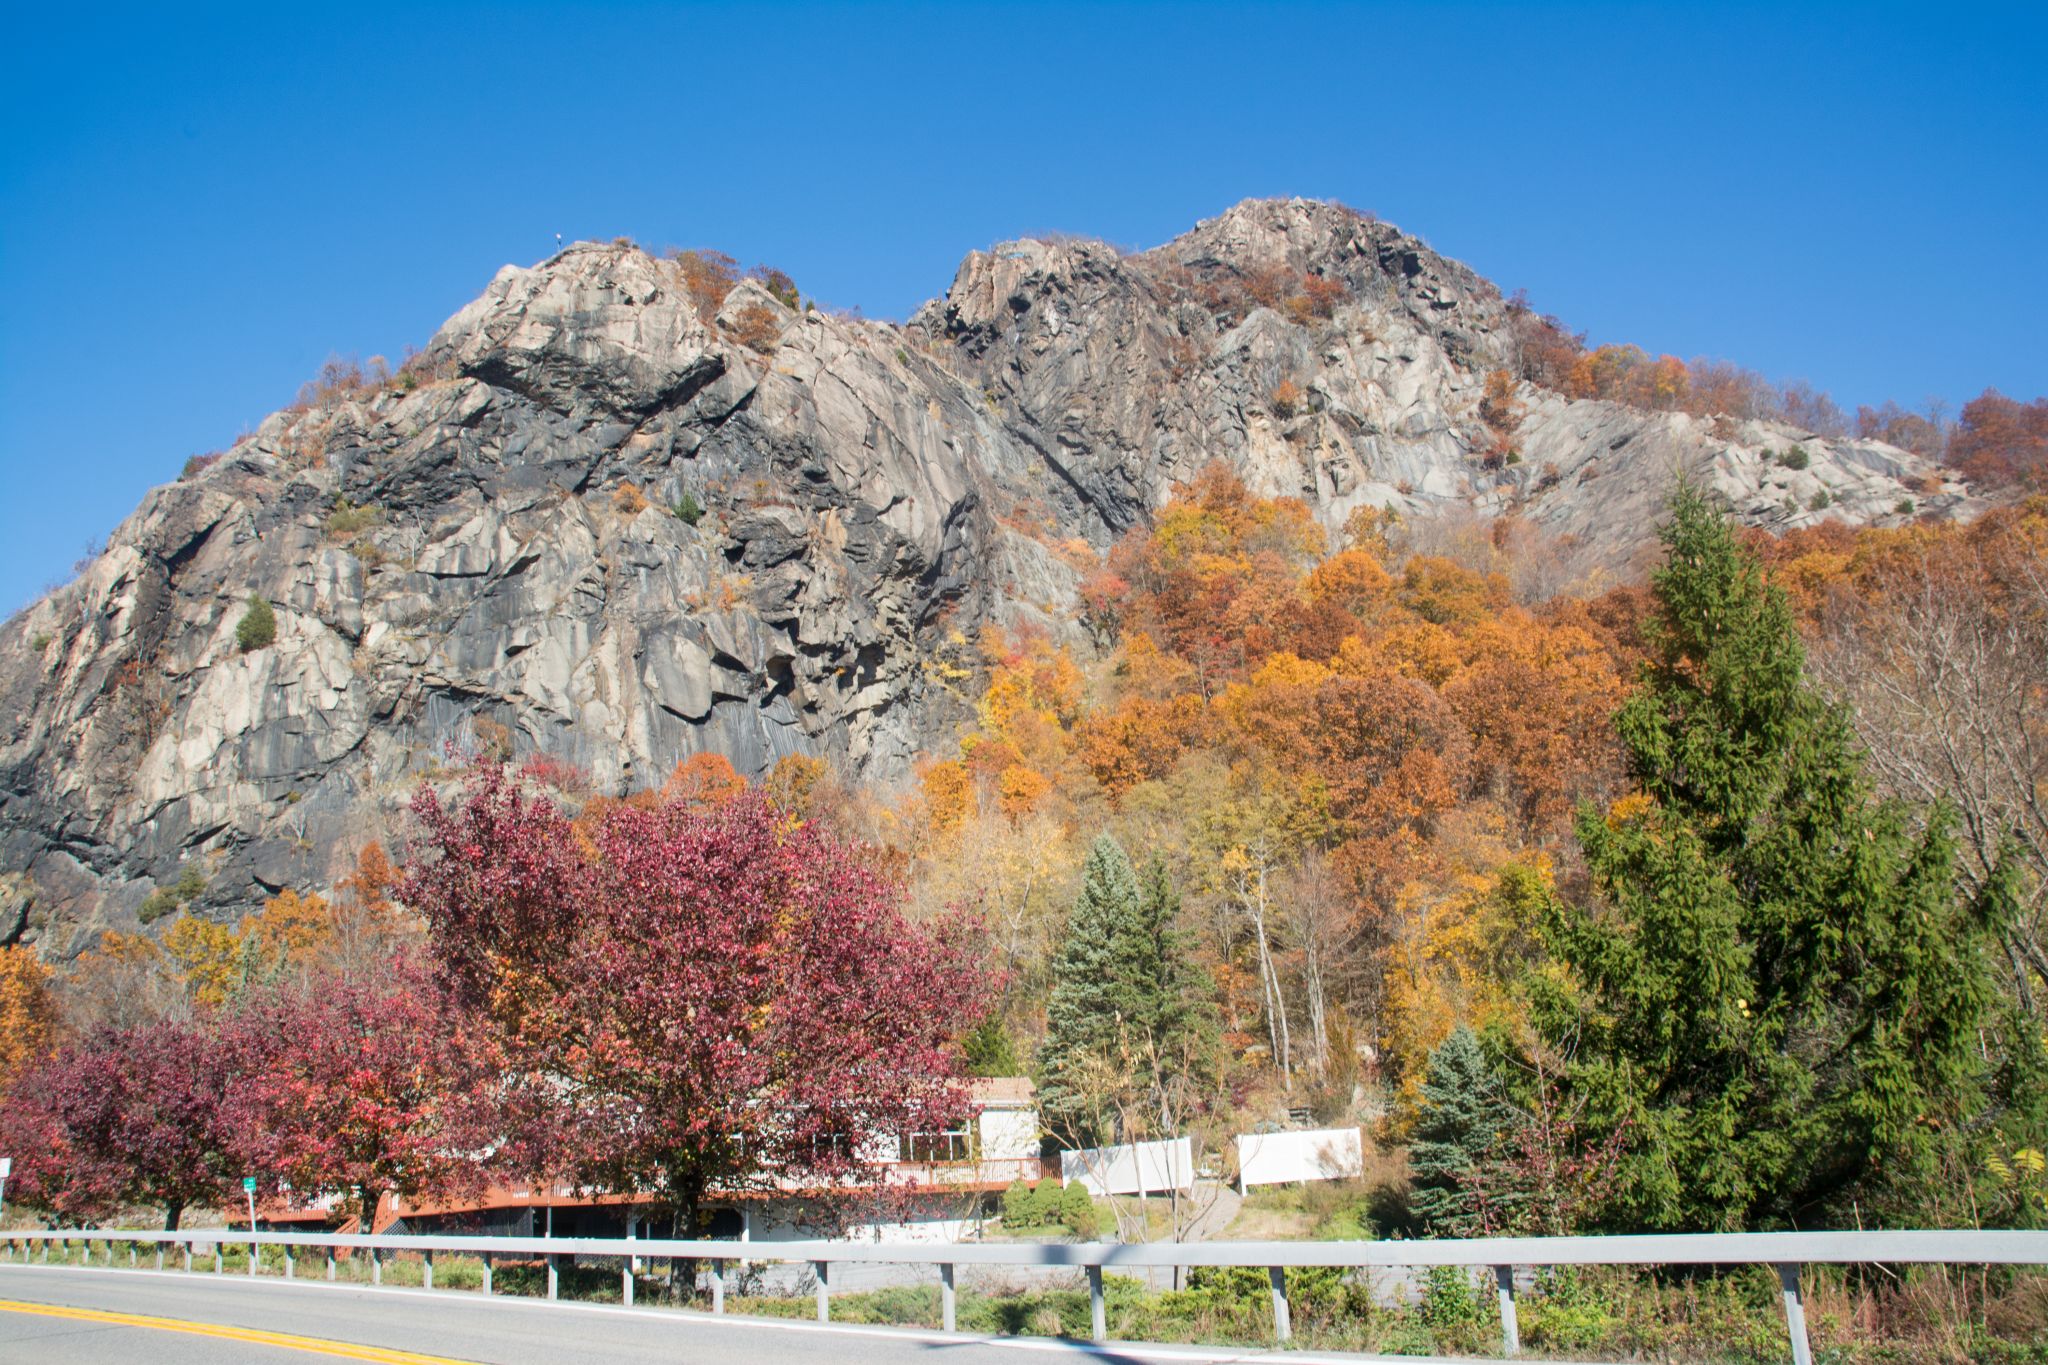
(968, 1076, 1035, 1107)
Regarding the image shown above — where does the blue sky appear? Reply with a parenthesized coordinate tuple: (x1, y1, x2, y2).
(2, 2, 2043, 613)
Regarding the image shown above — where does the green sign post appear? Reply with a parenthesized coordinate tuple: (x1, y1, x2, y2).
(243, 1176, 258, 1276)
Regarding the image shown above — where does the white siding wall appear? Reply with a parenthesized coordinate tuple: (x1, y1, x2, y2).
(1059, 1137, 1195, 1196)
(978, 1107, 1040, 1161)
(1235, 1127, 1364, 1188)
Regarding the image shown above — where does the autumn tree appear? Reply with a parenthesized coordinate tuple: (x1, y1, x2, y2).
(1536, 486, 2011, 1230)
(0, 945, 57, 1091)
(1948, 388, 2048, 490)
(661, 752, 749, 808)
(403, 766, 984, 1234)
(0, 1017, 236, 1229)
(60, 931, 183, 1031)
(163, 915, 242, 1007)
(223, 956, 491, 1228)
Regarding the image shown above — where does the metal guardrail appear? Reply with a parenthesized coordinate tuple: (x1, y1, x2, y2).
(1, 1226, 2041, 1363)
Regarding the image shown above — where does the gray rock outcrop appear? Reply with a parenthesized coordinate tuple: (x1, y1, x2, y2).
(0, 199, 1973, 952)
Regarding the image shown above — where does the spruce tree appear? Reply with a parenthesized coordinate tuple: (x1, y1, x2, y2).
(1038, 836, 1145, 1142)
(961, 1013, 1023, 1077)
(1538, 485, 2008, 1230)
(1038, 838, 1216, 1145)
(1132, 856, 1221, 1125)
(1410, 1026, 1505, 1236)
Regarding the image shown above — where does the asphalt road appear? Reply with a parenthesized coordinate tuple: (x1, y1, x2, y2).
(0, 1263, 1521, 1365)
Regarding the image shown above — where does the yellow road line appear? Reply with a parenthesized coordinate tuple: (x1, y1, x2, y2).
(0, 1297, 480, 1363)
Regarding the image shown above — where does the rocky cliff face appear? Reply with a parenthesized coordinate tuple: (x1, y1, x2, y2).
(914, 199, 1964, 569)
(0, 199, 1972, 952)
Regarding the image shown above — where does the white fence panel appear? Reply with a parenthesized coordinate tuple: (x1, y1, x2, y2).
(1059, 1136, 1194, 1196)
(1236, 1126, 1364, 1188)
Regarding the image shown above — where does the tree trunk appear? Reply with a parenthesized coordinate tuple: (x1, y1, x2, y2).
(164, 1203, 183, 1232)
(1302, 942, 1329, 1076)
(1245, 859, 1293, 1089)
(669, 1165, 710, 1301)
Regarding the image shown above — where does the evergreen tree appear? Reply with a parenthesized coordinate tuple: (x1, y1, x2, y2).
(1409, 1026, 1506, 1236)
(1536, 485, 2009, 1230)
(1038, 836, 1145, 1143)
(1132, 855, 1221, 1129)
(961, 1013, 1023, 1078)
(1038, 838, 1216, 1145)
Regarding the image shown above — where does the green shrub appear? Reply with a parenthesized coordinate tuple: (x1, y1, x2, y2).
(1520, 1268, 1620, 1352)
(29, 633, 51, 654)
(1780, 444, 1811, 470)
(1418, 1264, 1493, 1353)
(1025, 1179, 1064, 1227)
(1058, 1181, 1100, 1238)
(236, 595, 276, 652)
(671, 490, 705, 526)
(1809, 489, 1833, 511)
(137, 866, 205, 924)
(1895, 497, 1916, 515)
(1001, 1178, 1033, 1226)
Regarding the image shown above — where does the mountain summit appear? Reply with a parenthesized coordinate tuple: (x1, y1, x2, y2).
(0, 199, 1967, 948)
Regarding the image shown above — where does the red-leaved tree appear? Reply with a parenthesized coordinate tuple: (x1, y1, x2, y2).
(403, 766, 987, 1233)
(0, 1018, 236, 1229)
(222, 957, 491, 1229)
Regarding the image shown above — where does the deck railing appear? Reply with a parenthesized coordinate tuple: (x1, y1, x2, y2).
(3, 1226, 2042, 1363)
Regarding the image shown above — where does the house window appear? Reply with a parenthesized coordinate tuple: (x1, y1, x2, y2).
(903, 1126, 972, 1163)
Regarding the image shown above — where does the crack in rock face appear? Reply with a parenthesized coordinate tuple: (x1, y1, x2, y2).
(0, 200, 1976, 950)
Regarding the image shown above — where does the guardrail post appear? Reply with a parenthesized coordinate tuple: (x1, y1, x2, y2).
(481, 1253, 492, 1296)
(940, 1262, 956, 1332)
(371, 1247, 381, 1286)
(283, 1244, 293, 1280)
(213, 1243, 222, 1275)
(814, 1260, 830, 1324)
(1268, 1265, 1291, 1343)
(710, 1260, 726, 1314)
(546, 1253, 558, 1300)
(1778, 1264, 1813, 1365)
(182, 1242, 191, 1273)
(424, 1248, 435, 1291)
(325, 1246, 335, 1281)
(129, 1244, 137, 1269)
(1495, 1266, 1519, 1356)
(154, 1244, 163, 1271)
(247, 1233, 257, 1276)
(1087, 1264, 1106, 1343)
